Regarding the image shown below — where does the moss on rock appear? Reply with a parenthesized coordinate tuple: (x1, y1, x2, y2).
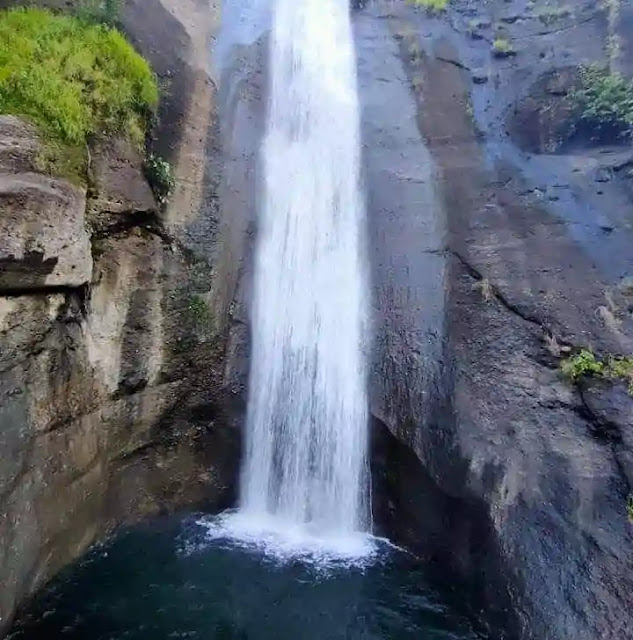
(0, 7, 158, 182)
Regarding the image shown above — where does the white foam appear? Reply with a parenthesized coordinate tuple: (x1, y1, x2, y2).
(194, 512, 380, 569)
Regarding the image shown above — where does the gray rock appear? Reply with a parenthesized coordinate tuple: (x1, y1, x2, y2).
(357, 1, 633, 639)
(0, 172, 91, 292)
(90, 137, 157, 220)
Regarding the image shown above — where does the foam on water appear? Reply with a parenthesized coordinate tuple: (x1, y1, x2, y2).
(195, 512, 380, 568)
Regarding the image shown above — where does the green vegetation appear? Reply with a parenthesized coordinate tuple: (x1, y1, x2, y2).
(187, 294, 213, 326)
(561, 348, 633, 393)
(0, 7, 158, 181)
(627, 494, 633, 523)
(492, 37, 515, 57)
(77, 0, 121, 26)
(144, 154, 175, 206)
(561, 349, 605, 381)
(569, 64, 633, 139)
(409, 0, 449, 13)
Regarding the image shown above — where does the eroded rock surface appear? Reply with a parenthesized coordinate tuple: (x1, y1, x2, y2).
(0, 2, 245, 634)
(358, 1, 633, 639)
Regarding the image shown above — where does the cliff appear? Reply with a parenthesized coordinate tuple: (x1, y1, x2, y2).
(360, 1, 633, 638)
(0, 0, 245, 633)
(2, 0, 633, 638)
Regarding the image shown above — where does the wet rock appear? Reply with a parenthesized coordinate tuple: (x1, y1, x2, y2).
(356, 1, 633, 639)
(507, 67, 579, 153)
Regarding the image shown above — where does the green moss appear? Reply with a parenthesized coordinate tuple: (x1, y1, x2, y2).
(409, 0, 449, 13)
(0, 8, 158, 154)
(33, 140, 87, 185)
(627, 494, 633, 523)
(561, 348, 633, 393)
(569, 64, 633, 138)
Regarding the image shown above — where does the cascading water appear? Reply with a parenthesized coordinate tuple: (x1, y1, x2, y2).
(239, 0, 370, 546)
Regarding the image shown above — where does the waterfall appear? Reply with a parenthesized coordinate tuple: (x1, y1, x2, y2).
(240, 0, 370, 541)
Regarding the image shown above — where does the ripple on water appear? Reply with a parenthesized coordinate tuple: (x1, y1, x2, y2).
(9, 514, 486, 640)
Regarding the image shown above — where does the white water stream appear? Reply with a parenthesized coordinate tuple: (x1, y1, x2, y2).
(237, 0, 370, 551)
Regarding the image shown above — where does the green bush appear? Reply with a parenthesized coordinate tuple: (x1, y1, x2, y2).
(561, 349, 633, 393)
(569, 64, 633, 139)
(144, 153, 175, 206)
(561, 349, 605, 381)
(0, 8, 158, 148)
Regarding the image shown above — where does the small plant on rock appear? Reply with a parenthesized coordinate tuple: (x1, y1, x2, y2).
(561, 349, 605, 381)
(627, 494, 633, 523)
(536, 6, 572, 25)
(409, 0, 449, 13)
(187, 295, 211, 322)
(605, 356, 633, 393)
(561, 349, 633, 393)
(144, 153, 175, 206)
(492, 37, 515, 58)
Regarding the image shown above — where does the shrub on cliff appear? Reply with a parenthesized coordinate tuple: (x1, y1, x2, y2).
(0, 8, 157, 152)
(569, 64, 633, 140)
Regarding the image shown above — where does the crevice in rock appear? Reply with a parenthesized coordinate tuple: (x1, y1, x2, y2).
(91, 209, 168, 243)
(576, 385, 632, 495)
(436, 55, 471, 72)
(576, 385, 624, 444)
(449, 248, 569, 346)
(0, 283, 89, 300)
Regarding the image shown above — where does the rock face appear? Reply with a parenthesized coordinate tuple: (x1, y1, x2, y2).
(0, 0, 247, 634)
(2, 1, 633, 640)
(356, 1, 633, 639)
(0, 119, 91, 292)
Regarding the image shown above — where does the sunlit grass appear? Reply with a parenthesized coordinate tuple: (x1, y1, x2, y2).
(0, 7, 158, 151)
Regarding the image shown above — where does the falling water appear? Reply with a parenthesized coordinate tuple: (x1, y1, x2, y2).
(240, 0, 370, 544)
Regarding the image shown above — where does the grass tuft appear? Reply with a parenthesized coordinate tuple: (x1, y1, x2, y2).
(0, 7, 158, 152)
(561, 349, 604, 381)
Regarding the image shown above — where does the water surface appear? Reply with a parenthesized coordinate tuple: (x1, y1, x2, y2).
(10, 515, 484, 640)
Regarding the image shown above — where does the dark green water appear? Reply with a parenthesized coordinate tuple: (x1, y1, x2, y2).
(10, 515, 484, 640)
